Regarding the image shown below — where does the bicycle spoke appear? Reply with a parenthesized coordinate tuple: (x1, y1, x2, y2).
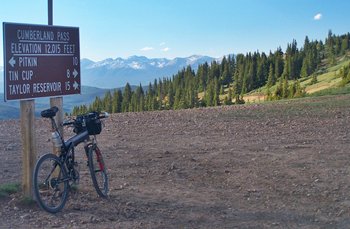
(33, 154, 68, 213)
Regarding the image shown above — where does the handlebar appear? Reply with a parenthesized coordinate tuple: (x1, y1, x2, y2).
(98, 112, 109, 119)
(62, 111, 109, 127)
(62, 120, 75, 126)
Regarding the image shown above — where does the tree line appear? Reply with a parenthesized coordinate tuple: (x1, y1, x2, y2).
(72, 31, 350, 115)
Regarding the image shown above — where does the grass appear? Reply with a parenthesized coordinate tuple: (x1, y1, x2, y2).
(239, 54, 350, 103)
(308, 84, 350, 97)
(0, 183, 36, 206)
(20, 196, 36, 206)
(0, 183, 20, 198)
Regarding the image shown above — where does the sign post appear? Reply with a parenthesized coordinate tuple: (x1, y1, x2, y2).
(3, 19, 80, 198)
(20, 100, 35, 198)
(48, 0, 64, 142)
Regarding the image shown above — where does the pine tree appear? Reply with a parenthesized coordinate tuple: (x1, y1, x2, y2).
(274, 79, 283, 100)
(91, 96, 103, 112)
(174, 88, 182, 109)
(224, 88, 233, 105)
(205, 80, 214, 107)
(310, 74, 318, 85)
(167, 84, 174, 109)
(220, 56, 231, 85)
(282, 78, 289, 99)
(233, 63, 242, 103)
(294, 80, 305, 98)
(300, 58, 309, 78)
(341, 33, 349, 54)
(214, 77, 220, 106)
(326, 30, 336, 65)
(267, 63, 275, 87)
(274, 47, 284, 79)
(122, 83, 132, 112)
(112, 89, 123, 113)
(103, 91, 112, 113)
(257, 53, 267, 87)
(266, 86, 272, 101)
(288, 81, 296, 98)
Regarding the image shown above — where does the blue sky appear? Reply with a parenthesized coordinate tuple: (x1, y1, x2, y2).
(1, 0, 350, 63)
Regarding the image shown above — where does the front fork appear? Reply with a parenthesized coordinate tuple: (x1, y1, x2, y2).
(84, 137, 104, 171)
(84, 137, 95, 166)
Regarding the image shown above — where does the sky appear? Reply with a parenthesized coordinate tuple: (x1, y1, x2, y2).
(1, 0, 350, 64)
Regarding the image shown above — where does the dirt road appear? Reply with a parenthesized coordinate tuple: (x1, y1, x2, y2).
(1, 95, 350, 228)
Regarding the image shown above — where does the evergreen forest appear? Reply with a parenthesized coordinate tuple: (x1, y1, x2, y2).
(72, 31, 350, 115)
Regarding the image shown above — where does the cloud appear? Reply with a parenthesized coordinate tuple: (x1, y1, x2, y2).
(161, 47, 170, 52)
(140, 46, 154, 51)
(159, 42, 166, 46)
(314, 13, 322, 20)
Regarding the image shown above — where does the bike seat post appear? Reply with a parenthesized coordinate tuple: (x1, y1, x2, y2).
(50, 117, 56, 132)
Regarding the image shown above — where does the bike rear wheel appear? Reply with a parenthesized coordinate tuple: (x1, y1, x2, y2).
(88, 144, 108, 197)
(33, 153, 69, 213)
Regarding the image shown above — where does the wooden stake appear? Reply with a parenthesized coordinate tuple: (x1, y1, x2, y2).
(20, 100, 36, 198)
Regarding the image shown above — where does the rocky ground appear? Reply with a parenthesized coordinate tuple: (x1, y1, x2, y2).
(1, 94, 350, 228)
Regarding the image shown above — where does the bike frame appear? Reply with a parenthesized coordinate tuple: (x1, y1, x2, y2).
(48, 116, 94, 183)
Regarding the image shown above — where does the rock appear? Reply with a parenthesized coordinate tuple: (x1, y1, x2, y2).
(90, 216, 99, 223)
(170, 162, 177, 171)
(20, 213, 31, 220)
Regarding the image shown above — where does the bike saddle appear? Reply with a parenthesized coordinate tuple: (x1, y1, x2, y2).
(41, 106, 59, 118)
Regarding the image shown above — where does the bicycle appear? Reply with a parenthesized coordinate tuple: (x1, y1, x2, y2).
(33, 106, 109, 213)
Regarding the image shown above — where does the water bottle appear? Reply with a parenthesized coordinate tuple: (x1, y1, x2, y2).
(51, 131, 62, 148)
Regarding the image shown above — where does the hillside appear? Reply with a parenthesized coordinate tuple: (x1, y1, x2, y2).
(75, 32, 350, 115)
(244, 54, 350, 103)
(1, 94, 350, 227)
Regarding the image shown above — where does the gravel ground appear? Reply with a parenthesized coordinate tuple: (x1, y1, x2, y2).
(1, 94, 350, 228)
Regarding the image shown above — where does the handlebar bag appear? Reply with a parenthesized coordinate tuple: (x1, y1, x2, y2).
(74, 112, 102, 135)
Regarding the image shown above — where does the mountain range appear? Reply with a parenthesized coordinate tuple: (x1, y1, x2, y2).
(81, 55, 217, 88)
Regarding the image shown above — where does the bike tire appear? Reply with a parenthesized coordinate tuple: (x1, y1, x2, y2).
(88, 145, 109, 197)
(33, 153, 69, 213)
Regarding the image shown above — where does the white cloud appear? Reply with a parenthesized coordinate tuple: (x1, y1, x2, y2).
(140, 46, 154, 51)
(161, 47, 170, 52)
(159, 42, 166, 46)
(314, 13, 322, 20)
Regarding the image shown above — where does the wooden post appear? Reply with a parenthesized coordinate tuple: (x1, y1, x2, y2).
(20, 100, 36, 198)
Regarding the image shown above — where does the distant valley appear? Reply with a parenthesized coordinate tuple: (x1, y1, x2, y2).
(0, 86, 111, 119)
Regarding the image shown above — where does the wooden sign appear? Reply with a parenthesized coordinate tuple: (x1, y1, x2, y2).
(3, 22, 81, 101)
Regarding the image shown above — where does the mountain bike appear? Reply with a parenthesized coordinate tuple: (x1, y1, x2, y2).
(33, 106, 109, 213)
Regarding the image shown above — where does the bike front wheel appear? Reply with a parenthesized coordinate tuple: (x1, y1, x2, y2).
(33, 153, 69, 213)
(88, 144, 109, 198)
